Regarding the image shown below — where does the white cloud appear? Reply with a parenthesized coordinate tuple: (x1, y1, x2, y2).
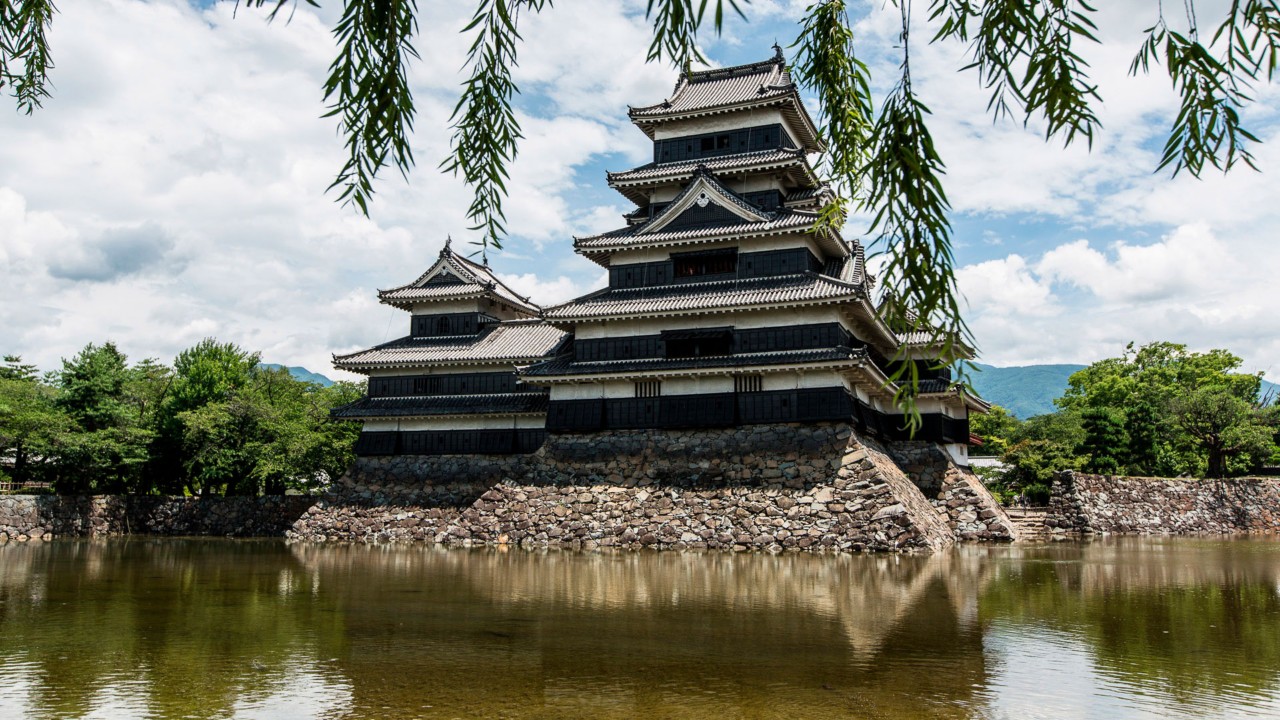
(958, 255, 1056, 317)
(961, 225, 1280, 374)
(2, 0, 1278, 385)
(498, 270, 607, 307)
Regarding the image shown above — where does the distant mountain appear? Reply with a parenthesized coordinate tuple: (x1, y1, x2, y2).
(968, 363, 1085, 418)
(259, 364, 334, 387)
(968, 363, 1280, 418)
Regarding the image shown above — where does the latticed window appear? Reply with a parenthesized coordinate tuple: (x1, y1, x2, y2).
(735, 375, 763, 393)
(635, 380, 661, 398)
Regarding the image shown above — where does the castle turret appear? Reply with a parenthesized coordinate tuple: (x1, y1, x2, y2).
(332, 240, 568, 455)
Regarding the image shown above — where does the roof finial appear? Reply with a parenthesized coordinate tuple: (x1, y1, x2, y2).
(772, 42, 784, 61)
(441, 234, 452, 256)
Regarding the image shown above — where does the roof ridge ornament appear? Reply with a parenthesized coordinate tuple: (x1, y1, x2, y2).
(441, 234, 452, 256)
(773, 42, 784, 61)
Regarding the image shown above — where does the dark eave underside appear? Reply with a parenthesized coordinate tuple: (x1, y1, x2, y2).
(331, 393, 549, 419)
(333, 322, 568, 371)
(606, 150, 816, 204)
(574, 211, 822, 254)
(521, 347, 867, 379)
(542, 272, 862, 321)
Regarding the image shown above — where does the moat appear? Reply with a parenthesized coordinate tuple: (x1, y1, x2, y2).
(2, 538, 1278, 719)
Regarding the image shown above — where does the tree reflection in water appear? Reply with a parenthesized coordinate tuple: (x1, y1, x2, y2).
(0, 537, 1276, 719)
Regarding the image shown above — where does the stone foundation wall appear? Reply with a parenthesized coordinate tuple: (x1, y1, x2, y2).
(0, 495, 316, 542)
(1, 424, 1016, 554)
(289, 424, 958, 553)
(1047, 471, 1280, 536)
(887, 442, 1017, 542)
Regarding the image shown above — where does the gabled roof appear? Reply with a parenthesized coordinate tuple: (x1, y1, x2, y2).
(606, 149, 818, 204)
(541, 272, 864, 323)
(640, 167, 771, 233)
(377, 238, 540, 314)
(574, 210, 845, 265)
(628, 47, 822, 151)
(333, 320, 568, 373)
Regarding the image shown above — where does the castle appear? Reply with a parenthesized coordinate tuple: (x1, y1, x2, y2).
(332, 47, 985, 466)
(316, 45, 1013, 550)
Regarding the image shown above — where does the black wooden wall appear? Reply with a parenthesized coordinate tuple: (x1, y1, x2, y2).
(572, 322, 855, 362)
(368, 371, 531, 398)
(653, 123, 796, 163)
(608, 247, 824, 289)
(355, 429, 547, 456)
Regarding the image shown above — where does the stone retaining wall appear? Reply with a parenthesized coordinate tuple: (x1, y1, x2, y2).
(1046, 471, 1280, 536)
(887, 442, 1018, 542)
(0, 495, 316, 542)
(1, 424, 1019, 554)
(289, 425, 958, 553)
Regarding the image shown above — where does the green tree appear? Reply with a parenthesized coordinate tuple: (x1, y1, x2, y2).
(1077, 406, 1126, 475)
(1, 354, 39, 382)
(54, 343, 154, 494)
(179, 367, 362, 495)
(152, 339, 260, 494)
(1122, 397, 1168, 476)
(1002, 438, 1080, 505)
(969, 404, 1021, 457)
(1058, 341, 1272, 476)
(8, 1, 1279, 400)
(1169, 386, 1273, 477)
(0, 361, 72, 487)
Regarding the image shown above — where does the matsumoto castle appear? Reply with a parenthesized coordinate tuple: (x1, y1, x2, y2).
(331, 48, 986, 464)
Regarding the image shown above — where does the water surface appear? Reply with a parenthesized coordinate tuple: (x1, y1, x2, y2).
(1, 537, 1277, 719)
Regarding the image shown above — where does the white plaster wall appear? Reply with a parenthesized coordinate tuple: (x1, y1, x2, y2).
(549, 382, 627, 400)
(409, 299, 483, 314)
(650, 108, 789, 140)
(663, 376, 734, 395)
(760, 371, 849, 391)
(943, 443, 969, 466)
(408, 298, 532, 320)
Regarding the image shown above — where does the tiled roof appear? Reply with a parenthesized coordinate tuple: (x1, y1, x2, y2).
(522, 347, 868, 379)
(608, 148, 809, 184)
(627, 49, 821, 150)
(630, 53, 793, 118)
(331, 393, 549, 419)
(784, 186, 832, 209)
(575, 210, 820, 252)
(333, 320, 568, 371)
(542, 272, 863, 322)
(378, 242, 539, 313)
(916, 379, 952, 394)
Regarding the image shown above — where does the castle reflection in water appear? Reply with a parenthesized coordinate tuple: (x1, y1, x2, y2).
(1, 538, 1278, 719)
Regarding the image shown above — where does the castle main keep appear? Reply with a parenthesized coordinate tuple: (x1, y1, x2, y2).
(322, 49, 1011, 551)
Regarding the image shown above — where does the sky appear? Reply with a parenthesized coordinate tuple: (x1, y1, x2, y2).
(1, 0, 1278, 382)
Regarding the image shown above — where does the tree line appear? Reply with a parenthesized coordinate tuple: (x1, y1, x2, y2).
(0, 340, 362, 496)
(972, 342, 1279, 503)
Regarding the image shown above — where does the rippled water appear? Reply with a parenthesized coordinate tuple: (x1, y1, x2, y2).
(1, 537, 1278, 719)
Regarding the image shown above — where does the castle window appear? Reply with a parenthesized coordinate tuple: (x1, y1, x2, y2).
(635, 380, 662, 398)
(735, 375, 763, 393)
(663, 327, 733, 359)
(673, 249, 737, 278)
